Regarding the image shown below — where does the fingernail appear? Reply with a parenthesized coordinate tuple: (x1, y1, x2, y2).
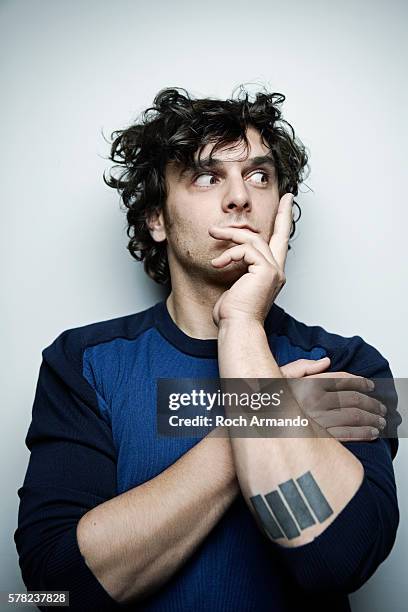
(367, 379, 375, 391)
(371, 427, 379, 437)
(380, 403, 387, 416)
(378, 417, 386, 430)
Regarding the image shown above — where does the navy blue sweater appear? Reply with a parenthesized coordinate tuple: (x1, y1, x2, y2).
(15, 300, 400, 611)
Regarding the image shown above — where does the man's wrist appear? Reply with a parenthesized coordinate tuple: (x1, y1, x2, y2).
(217, 317, 265, 338)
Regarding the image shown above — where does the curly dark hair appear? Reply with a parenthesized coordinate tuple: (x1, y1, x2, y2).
(103, 85, 309, 286)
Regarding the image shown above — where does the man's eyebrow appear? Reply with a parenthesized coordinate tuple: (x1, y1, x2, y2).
(178, 155, 276, 179)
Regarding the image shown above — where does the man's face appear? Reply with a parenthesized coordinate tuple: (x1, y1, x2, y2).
(156, 125, 281, 286)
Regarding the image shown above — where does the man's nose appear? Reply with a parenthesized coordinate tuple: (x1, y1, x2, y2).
(221, 178, 252, 212)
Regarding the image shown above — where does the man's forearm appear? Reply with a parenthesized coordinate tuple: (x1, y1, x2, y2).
(77, 429, 238, 604)
(217, 318, 364, 547)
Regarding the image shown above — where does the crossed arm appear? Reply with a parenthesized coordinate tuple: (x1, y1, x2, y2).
(76, 429, 239, 605)
(217, 318, 365, 548)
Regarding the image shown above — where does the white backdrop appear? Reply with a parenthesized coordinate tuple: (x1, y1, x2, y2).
(1, 0, 407, 610)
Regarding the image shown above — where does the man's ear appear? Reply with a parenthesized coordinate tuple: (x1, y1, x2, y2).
(146, 209, 167, 243)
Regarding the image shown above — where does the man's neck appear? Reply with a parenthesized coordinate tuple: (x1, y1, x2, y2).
(166, 283, 224, 340)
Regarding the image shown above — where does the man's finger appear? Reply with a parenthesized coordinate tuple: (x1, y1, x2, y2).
(305, 374, 375, 394)
(280, 357, 331, 378)
(326, 426, 380, 441)
(321, 391, 387, 416)
(269, 192, 294, 270)
(210, 243, 267, 269)
(313, 407, 387, 431)
(208, 225, 275, 265)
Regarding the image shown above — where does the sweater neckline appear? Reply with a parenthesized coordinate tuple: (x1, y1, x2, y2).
(153, 298, 285, 358)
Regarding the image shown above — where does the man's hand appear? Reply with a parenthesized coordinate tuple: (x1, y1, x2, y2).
(209, 192, 294, 327)
(280, 357, 387, 442)
(209, 193, 387, 442)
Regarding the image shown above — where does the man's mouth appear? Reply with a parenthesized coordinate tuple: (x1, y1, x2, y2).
(221, 223, 260, 233)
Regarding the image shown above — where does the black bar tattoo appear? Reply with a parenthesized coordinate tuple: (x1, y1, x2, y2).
(265, 490, 300, 539)
(278, 479, 316, 529)
(296, 471, 334, 523)
(249, 470, 333, 541)
(250, 494, 284, 539)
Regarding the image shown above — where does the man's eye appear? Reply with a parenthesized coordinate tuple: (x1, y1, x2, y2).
(194, 173, 217, 187)
(249, 171, 269, 184)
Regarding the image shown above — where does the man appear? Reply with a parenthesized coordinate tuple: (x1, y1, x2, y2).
(15, 87, 399, 611)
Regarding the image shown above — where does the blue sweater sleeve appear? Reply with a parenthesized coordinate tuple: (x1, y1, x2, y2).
(14, 330, 123, 611)
(269, 336, 400, 594)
